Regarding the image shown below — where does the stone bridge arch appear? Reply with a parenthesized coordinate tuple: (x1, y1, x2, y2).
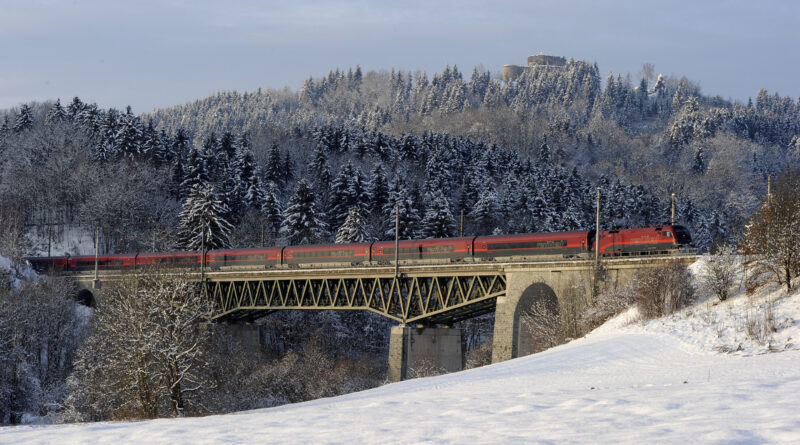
(513, 283, 559, 358)
(491, 268, 592, 363)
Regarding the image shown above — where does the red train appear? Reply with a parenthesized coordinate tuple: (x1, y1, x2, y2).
(26, 225, 693, 274)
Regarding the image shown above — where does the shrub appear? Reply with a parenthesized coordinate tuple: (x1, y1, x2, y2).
(701, 245, 740, 301)
(634, 264, 695, 319)
(580, 282, 637, 332)
(407, 355, 447, 379)
(464, 339, 492, 369)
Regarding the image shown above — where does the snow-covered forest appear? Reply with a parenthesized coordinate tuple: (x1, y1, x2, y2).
(2, 58, 800, 426)
(3, 60, 798, 258)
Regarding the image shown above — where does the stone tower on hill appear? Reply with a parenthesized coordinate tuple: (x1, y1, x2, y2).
(502, 54, 567, 82)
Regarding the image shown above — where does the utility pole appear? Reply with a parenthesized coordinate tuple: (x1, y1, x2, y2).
(93, 226, 100, 289)
(261, 222, 265, 247)
(595, 187, 600, 267)
(200, 225, 206, 283)
(47, 214, 52, 257)
(767, 174, 771, 198)
(460, 209, 464, 237)
(671, 193, 676, 225)
(394, 204, 400, 278)
(152, 231, 156, 253)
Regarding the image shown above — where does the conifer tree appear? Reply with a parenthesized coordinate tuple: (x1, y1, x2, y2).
(66, 96, 85, 119)
(0, 116, 9, 140)
(46, 99, 67, 123)
(469, 188, 499, 234)
(233, 144, 263, 210)
(307, 143, 332, 220)
(529, 193, 553, 233)
(692, 144, 706, 174)
(177, 184, 233, 250)
(143, 121, 166, 164)
(283, 151, 295, 184)
(329, 162, 356, 229)
(335, 206, 368, 244)
(219, 132, 236, 162)
(538, 140, 551, 164)
(170, 152, 186, 199)
(116, 108, 143, 159)
(384, 178, 420, 240)
(13, 104, 34, 133)
(200, 132, 220, 180)
(349, 167, 369, 211)
(424, 146, 453, 195)
(420, 190, 455, 239)
(261, 182, 283, 241)
(181, 146, 209, 195)
(281, 180, 327, 245)
(172, 128, 190, 160)
(264, 143, 283, 187)
(366, 164, 390, 218)
(217, 164, 241, 225)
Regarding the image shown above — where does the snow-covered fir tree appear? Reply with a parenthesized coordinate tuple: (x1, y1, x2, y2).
(177, 183, 233, 250)
(469, 188, 499, 235)
(692, 144, 706, 174)
(116, 106, 143, 159)
(366, 163, 390, 219)
(335, 206, 368, 244)
(264, 143, 283, 187)
(261, 182, 282, 241)
(281, 180, 327, 245)
(283, 151, 295, 184)
(420, 190, 455, 239)
(13, 104, 34, 132)
(383, 177, 420, 240)
(180, 146, 209, 197)
(46, 99, 67, 123)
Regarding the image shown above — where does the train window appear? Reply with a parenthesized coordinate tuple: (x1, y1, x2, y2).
(98, 260, 124, 266)
(223, 254, 268, 261)
(420, 245, 454, 253)
(487, 240, 567, 250)
(383, 247, 421, 255)
(167, 257, 197, 264)
(294, 250, 355, 258)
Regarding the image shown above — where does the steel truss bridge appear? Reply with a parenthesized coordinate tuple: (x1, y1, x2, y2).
(200, 263, 507, 324)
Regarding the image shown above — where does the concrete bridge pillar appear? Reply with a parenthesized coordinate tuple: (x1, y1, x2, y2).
(388, 326, 464, 381)
(217, 323, 264, 353)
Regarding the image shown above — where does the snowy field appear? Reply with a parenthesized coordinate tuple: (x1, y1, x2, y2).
(2, 259, 800, 444)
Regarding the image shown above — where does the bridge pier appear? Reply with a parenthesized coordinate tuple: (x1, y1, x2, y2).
(491, 268, 592, 363)
(214, 323, 264, 353)
(388, 326, 464, 381)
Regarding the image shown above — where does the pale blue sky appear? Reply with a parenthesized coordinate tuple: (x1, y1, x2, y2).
(1, 0, 797, 112)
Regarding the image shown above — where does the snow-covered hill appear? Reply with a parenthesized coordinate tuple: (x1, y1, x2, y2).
(2, 260, 799, 444)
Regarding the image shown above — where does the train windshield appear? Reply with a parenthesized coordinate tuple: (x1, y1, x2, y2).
(673, 226, 692, 245)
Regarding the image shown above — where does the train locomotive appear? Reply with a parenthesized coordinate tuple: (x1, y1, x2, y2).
(26, 225, 693, 274)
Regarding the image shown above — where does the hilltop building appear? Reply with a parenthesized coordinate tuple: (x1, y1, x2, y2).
(502, 54, 566, 82)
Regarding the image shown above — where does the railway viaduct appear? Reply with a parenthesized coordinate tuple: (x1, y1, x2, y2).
(69, 255, 697, 381)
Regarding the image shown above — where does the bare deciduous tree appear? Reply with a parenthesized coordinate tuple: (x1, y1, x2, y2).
(634, 264, 695, 320)
(65, 270, 214, 421)
(740, 170, 800, 292)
